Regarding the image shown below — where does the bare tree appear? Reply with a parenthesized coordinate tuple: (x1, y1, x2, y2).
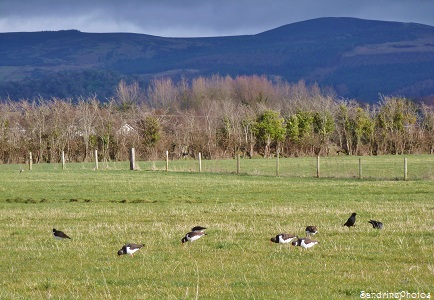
(375, 96, 418, 154)
(146, 78, 179, 111)
(21, 97, 51, 163)
(115, 80, 141, 110)
(76, 96, 99, 161)
(420, 103, 434, 154)
(0, 100, 27, 163)
(3, 74, 434, 163)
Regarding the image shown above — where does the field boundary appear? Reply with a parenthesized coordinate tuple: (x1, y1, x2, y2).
(13, 152, 434, 181)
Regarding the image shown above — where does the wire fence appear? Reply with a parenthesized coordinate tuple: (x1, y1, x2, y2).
(141, 154, 433, 181)
(7, 152, 434, 181)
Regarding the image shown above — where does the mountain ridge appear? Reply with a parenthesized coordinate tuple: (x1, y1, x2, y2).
(1, 17, 433, 103)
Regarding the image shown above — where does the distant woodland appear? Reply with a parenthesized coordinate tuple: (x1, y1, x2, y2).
(1, 75, 433, 164)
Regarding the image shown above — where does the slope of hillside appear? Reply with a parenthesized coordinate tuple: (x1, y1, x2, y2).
(0, 17, 433, 102)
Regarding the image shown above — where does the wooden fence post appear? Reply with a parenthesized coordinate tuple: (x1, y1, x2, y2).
(236, 154, 240, 175)
(165, 150, 169, 172)
(316, 156, 320, 178)
(29, 152, 32, 171)
(359, 158, 362, 179)
(94, 149, 98, 170)
(198, 152, 202, 173)
(404, 157, 408, 181)
(276, 151, 280, 176)
(61, 151, 65, 170)
(129, 148, 135, 170)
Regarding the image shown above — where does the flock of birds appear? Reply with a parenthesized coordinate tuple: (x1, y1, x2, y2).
(270, 225, 319, 249)
(52, 213, 383, 257)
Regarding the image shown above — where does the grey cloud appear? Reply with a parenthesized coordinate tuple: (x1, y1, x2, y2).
(1, 0, 433, 37)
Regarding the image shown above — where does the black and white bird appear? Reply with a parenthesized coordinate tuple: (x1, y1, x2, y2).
(368, 219, 383, 229)
(305, 226, 318, 238)
(292, 238, 319, 249)
(181, 231, 207, 244)
(270, 233, 298, 244)
(117, 243, 144, 257)
(52, 228, 71, 240)
(191, 226, 207, 232)
(343, 213, 357, 228)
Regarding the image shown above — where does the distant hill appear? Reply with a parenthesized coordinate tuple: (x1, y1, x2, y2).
(1, 17, 434, 103)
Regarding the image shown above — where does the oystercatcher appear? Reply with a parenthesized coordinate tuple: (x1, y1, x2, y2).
(270, 233, 298, 244)
(343, 213, 357, 227)
(368, 219, 383, 229)
(181, 231, 206, 244)
(292, 238, 319, 249)
(52, 228, 71, 240)
(305, 226, 318, 237)
(191, 226, 207, 232)
(117, 243, 144, 257)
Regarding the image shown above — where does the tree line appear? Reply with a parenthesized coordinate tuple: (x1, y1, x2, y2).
(1, 75, 433, 164)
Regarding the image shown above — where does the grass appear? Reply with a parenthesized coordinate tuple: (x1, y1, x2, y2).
(143, 154, 434, 180)
(0, 155, 433, 299)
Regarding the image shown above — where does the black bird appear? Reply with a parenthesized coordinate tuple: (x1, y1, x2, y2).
(181, 231, 207, 244)
(368, 219, 383, 229)
(343, 213, 357, 227)
(52, 228, 71, 240)
(191, 226, 207, 232)
(117, 243, 144, 257)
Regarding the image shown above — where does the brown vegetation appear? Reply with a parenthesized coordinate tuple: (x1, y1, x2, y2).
(1, 75, 433, 164)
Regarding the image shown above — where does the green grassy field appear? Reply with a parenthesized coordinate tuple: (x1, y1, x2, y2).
(0, 156, 433, 299)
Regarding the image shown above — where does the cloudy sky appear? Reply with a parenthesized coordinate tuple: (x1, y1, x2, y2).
(1, 0, 433, 37)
